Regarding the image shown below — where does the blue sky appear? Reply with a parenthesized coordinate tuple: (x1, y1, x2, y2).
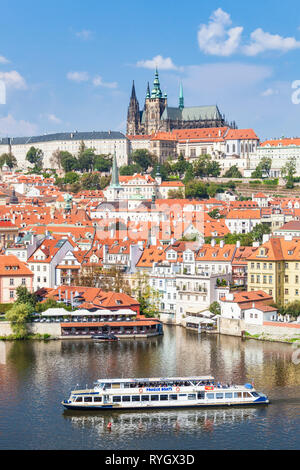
(0, 0, 300, 140)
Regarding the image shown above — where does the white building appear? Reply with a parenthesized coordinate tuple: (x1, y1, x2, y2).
(0, 131, 129, 170)
(248, 138, 300, 177)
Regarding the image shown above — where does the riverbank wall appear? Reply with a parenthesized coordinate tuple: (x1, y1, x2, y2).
(0, 322, 61, 338)
(218, 317, 300, 343)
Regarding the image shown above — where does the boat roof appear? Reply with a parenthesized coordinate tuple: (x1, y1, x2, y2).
(95, 376, 214, 384)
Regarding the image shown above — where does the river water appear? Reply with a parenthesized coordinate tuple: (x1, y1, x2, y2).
(0, 325, 299, 450)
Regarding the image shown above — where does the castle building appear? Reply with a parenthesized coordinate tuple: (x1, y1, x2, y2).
(127, 69, 234, 136)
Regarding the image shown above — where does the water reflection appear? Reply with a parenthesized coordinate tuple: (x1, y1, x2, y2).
(63, 406, 263, 438)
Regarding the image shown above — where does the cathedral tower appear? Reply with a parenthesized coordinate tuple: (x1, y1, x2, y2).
(127, 81, 141, 135)
(143, 69, 167, 134)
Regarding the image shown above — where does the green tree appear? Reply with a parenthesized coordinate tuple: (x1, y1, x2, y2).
(281, 157, 297, 188)
(77, 148, 95, 172)
(131, 149, 156, 172)
(64, 172, 80, 184)
(209, 301, 221, 315)
(131, 272, 161, 318)
(5, 303, 33, 338)
(26, 146, 44, 169)
(171, 154, 191, 177)
(185, 180, 209, 199)
(252, 223, 271, 242)
(59, 151, 78, 173)
(0, 153, 17, 169)
(119, 163, 142, 175)
(94, 154, 112, 172)
(224, 165, 242, 178)
(15, 286, 37, 308)
(252, 157, 272, 178)
(80, 172, 101, 190)
(168, 189, 185, 199)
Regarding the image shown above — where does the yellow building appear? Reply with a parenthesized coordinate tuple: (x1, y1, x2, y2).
(247, 237, 300, 305)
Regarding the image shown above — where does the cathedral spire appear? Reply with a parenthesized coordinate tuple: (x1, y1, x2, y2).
(111, 150, 120, 188)
(131, 80, 137, 101)
(151, 68, 162, 98)
(179, 82, 184, 110)
(146, 81, 150, 99)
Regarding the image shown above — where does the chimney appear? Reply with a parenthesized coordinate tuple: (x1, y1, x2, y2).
(211, 238, 216, 247)
(220, 240, 224, 248)
(236, 240, 241, 248)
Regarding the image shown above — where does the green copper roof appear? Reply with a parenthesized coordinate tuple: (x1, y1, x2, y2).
(161, 105, 222, 121)
(151, 69, 162, 98)
(179, 83, 184, 110)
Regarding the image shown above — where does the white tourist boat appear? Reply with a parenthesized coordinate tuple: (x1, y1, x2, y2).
(62, 376, 269, 410)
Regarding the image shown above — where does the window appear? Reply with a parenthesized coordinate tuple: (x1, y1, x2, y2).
(75, 397, 83, 402)
(206, 393, 214, 400)
(216, 393, 224, 399)
(10, 291, 14, 299)
(225, 392, 233, 399)
(150, 395, 159, 401)
(141, 395, 149, 401)
(188, 394, 196, 400)
(122, 396, 131, 402)
(132, 395, 140, 402)
(9, 278, 14, 286)
(169, 394, 178, 400)
(94, 396, 102, 402)
(84, 396, 93, 402)
(243, 392, 252, 398)
(160, 395, 168, 401)
(197, 391, 205, 399)
(112, 396, 121, 403)
(234, 392, 242, 398)
(21, 278, 26, 285)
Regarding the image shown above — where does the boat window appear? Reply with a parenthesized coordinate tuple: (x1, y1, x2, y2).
(206, 393, 214, 400)
(104, 384, 111, 389)
(169, 394, 178, 400)
(216, 393, 224, 399)
(179, 394, 187, 398)
(75, 397, 83, 402)
(112, 396, 121, 403)
(94, 396, 102, 402)
(112, 383, 121, 389)
(251, 391, 259, 397)
(132, 395, 140, 402)
(197, 392, 205, 399)
(243, 392, 252, 398)
(160, 395, 168, 401)
(225, 392, 233, 399)
(150, 395, 159, 401)
(122, 396, 131, 402)
(141, 395, 149, 401)
(124, 383, 131, 388)
(234, 392, 242, 398)
(188, 394, 196, 400)
(84, 397, 93, 402)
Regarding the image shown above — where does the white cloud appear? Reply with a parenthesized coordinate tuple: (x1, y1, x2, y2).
(136, 55, 180, 70)
(46, 113, 62, 123)
(67, 71, 89, 82)
(75, 30, 93, 41)
(197, 8, 243, 56)
(0, 55, 9, 64)
(0, 114, 37, 137)
(261, 88, 279, 97)
(0, 70, 27, 89)
(244, 28, 300, 56)
(92, 75, 118, 89)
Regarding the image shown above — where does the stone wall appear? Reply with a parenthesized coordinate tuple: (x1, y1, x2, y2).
(0, 322, 61, 338)
(218, 317, 300, 342)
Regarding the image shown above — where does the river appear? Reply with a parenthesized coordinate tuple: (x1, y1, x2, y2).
(0, 325, 299, 450)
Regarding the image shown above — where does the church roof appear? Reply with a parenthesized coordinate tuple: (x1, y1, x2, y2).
(161, 105, 222, 121)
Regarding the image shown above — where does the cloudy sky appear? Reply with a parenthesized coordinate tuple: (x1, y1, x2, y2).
(0, 0, 300, 140)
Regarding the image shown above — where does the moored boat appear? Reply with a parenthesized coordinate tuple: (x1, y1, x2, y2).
(61, 376, 269, 410)
(91, 334, 119, 342)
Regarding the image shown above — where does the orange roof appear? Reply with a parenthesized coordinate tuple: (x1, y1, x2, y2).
(0, 255, 33, 276)
(260, 138, 300, 147)
(225, 129, 259, 140)
(226, 209, 261, 219)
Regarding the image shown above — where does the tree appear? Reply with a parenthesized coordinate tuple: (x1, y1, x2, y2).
(0, 153, 17, 169)
(59, 151, 78, 173)
(185, 180, 209, 199)
(209, 301, 221, 315)
(131, 272, 161, 318)
(80, 172, 101, 190)
(252, 157, 272, 179)
(224, 165, 242, 178)
(171, 154, 191, 177)
(206, 160, 221, 177)
(208, 208, 222, 219)
(120, 163, 142, 176)
(252, 223, 271, 242)
(131, 149, 156, 172)
(281, 157, 297, 188)
(64, 172, 80, 185)
(94, 154, 112, 172)
(77, 148, 95, 172)
(168, 189, 185, 199)
(5, 303, 33, 338)
(26, 146, 43, 169)
(15, 286, 37, 308)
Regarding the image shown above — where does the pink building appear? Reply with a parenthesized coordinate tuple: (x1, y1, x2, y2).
(0, 255, 33, 303)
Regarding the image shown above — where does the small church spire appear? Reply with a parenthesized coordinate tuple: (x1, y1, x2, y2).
(131, 80, 137, 100)
(179, 82, 184, 110)
(146, 81, 150, 99)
